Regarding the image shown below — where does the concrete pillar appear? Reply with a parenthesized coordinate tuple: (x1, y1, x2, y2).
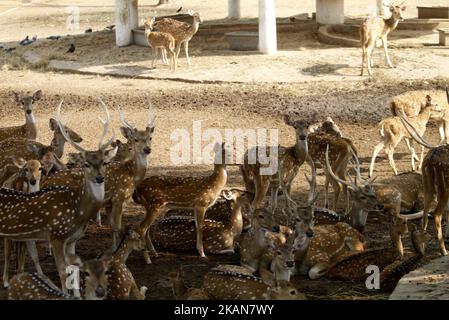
(377, 0, 391, 16)
(115, 0, 139, 47)
(228, 0, 241, 19)
(316, 0, 345, 25)
(258, 0, 277, 54)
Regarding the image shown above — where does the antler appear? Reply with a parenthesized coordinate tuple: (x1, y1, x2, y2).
(55, 100, 87, 154)
(325, 145, 357, 190)
(305, 172, 318, 206)
(96, 97, 115, 151)
(117, 105, 135, 130)
(147, 95, 155, 129)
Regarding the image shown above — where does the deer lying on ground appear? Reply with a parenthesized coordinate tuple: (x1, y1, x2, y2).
(202, 265, 306, 300)
(103, 228, 147, 300)
(241, 115, 315, 212)
(158, 267, 209, 300)
(0, 90, 42, 142)
(326, 145, 426, 255)
(133, 142, 229, 263)
(399, 111, 449, 255)
(42, 100, 154, 249)
(151, 189, 249, 254)
(143, 18, 176, 70)
(0, 99, 115, 292)
(8, 256, 111, 300)
(360, 3, 406, 76)
(156, 11, 203, 66)
(2, 158, 44, 288)
(391, 88, 449, 144)
(370, 95, 441, 176)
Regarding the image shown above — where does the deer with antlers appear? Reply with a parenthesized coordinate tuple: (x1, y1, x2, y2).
(42, 98, 154, 248)
(0, 90, 42, 142)
(369, 94, 441, 176)
(360, 3, 406, 76)
(0, 99, 116, 291)
(133, 142, 229, 263)
(150, 189, 250, 254)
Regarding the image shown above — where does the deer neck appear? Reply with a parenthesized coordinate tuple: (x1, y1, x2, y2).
(191, 20, 200, 35)
(131, 152, 149, 186)
(51, 135, 66, 159)
(112, 240, 133, 264)
(293, 232, 312, 263)
(227, 202, 243, 237)
(384, 15, 400, 31)
(25, 112, 37, 140)
(79, 178, 105, 219)
(213, 163, 227, 182)
(349, 204, 368, 234)
(294, 138, 308, 164)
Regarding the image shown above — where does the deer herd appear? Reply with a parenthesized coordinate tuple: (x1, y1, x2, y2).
(0, 84, 447, 300)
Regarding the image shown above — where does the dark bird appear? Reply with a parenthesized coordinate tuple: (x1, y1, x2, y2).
(85, 28, 93, 33)
(5, 47, 16, 53)
(176, 6, 182, 13)
(47, 35, 61, 40)
(67, 43, 76, 53)
(105, 24, 115, 31)
(20, 36, 33, 46)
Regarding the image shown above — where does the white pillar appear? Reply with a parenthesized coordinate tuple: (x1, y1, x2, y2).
(316, 0, 345, 25)
(377, 0, 391, 16)
(258, 0, 277, 54)
(228, 0, 241, 19)
(115, 0, 139, 47)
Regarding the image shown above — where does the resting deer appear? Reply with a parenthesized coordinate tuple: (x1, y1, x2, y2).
(241, 115, 315, 212)
(8, 256, 111, 300)
(369, 95, 441, 176)
(156, 11, 203, 66)
(143, 18, 176, 70)
(360, 3, 406, 76)
(391, 88, 449, 145)
(158, 267, 209, 300)
(0, 99, 115, 292)
(150, 189, 249, 254)
(202, 265, 305, 300)
(42, 99, 154, 249)
(0, 90, 42, 142)
(2, 158, 45, 288)
(103, 228, 147, 300)
(399, 111, 449, 255)
(133, 142, 229, 263)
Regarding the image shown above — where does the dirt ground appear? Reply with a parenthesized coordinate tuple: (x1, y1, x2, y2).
(0, 0, 449, 301)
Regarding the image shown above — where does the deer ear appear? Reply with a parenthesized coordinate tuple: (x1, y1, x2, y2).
(49, 118, 58, 131)
(12, 91, 21, 103)
(12, 157, 26, 168)
(221, 189, 233, 200)
(259, 268, 276, 287)
(32, 90, 43, 101)
(284, 115, 294, 126)
(104, 146, 118, 162)
(120, 126, 134, 141)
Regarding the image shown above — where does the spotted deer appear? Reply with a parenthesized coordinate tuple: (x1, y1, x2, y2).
(369, 95, 441, 176)
(241, 115, 316, 212)
(399, 112, 449, 256)
(42, 99, 154, 248)
(0, 90, 42, 142)
(266, 235, 296, 282)
(2, 158, 44, 288)
(156, 11, 203, 66)
(150, 189, 250, 254)
(158, 267, 209, 300)
(391, 88, 449, 145)
(103, 228, 147, 300)
(202, 265, 306, 300)
(133, 142, 230, 263)
(360, 3, 406, 76)
(143, 18, 176, 70)
(0, 99, 115, 292)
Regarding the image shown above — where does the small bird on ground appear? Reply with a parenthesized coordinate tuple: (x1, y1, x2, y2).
(20, 36, 33, 46)
(105, 25, 115, 31)
(177, 7, 182, 13)
(47, 35, 61, 40)
(85, 28, 93, 33)
(67, 43, 76, 53)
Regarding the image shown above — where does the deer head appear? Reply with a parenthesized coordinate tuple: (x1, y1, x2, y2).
(12, 90, 42, 121)
(390, 2, 406, 21)
(284, 115, 310, 142)
(49, 118, 83, 158)
(11, 157, 42, 193)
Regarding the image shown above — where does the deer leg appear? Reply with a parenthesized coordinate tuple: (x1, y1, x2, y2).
(369, 141, 385, 178)
(252, 176, 270, 209)
(16, 242, 26, 273)
(381, 36, 394, 68)
(367, 43, 375, 75)
(168, 48, 176, 71)
(194, 207, 207, 258)
(139, 205, 162, 264)
(435, 212, 448, 256)
(361, 45, 366, 76)
(385, 145, 398, 176)
(111, 202, 124, 251)
(50, 239, 68, 292)
(96, 210, 102, 226)
(175, 42, 182, 61)
(151, 47, 157, 69)
(26, 241, 43, 274)
(324, 172, 330, 209)
(270, 185, 279, 213)
(3, 238, 11, 288)
(184, 41, 191, 66)
(418, 146, 424, 171)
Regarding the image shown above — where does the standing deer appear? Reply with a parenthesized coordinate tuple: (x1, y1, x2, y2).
(42, 99, 154, 249)
(133, 142, 230, 263)
(391, 88, 449, 144)
(156, 11, 202, 66)
(241, 115, 315, 212)
(0, 99, 115, 292)
(369, 95, 441, 176)
(0, 90, 42, 142)
(143, 18, 176, 70)
(150, 189, 249, 254)
(360, 3, 406, 76)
